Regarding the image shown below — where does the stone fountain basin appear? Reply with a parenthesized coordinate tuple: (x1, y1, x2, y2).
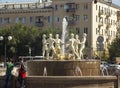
(27, 60, 100, 76)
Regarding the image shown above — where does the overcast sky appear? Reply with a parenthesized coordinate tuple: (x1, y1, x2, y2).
(113, 0, 120, 6)
(0, 0, 120, 6)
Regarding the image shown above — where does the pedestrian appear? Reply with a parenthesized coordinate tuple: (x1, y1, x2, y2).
(18, 58, 26, 88)
(4, 58, 14, 88)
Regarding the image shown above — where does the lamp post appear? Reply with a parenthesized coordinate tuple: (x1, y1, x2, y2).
(0, 35, 12, 67)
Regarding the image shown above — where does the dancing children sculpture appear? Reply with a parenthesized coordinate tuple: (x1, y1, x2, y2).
(42, 33, 87, 60)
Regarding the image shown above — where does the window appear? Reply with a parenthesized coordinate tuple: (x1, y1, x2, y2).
(15, 17, 19, 23)
(76, 27, 80, 34)
(111, 9, 112, 14)
(96, 5, 97, 10)
(102, 7, 103, 11)
(105, 18, 106, 24)
(0, 18, 4, 24)
(56, 16, 60, 22)
(114, 31, 116, 36)
(48, 16, 52, 23)
(55, 5, 60, 11)
(84, 27, 88, 34)
(111, 20, 112, 25)
(96, 16, 97, 22)
(96, 28, 98, 34)
(102, 29, 103, 35)
(22, 17, 26, 23)
(99, 17, 103, 23)
(8, 17, 11, 23)
(84, 3, 88, 10)
(111, 31, 113, 36)
(64, 4, 68, 10)
(113, 20, 116, 25)
(105, 8, 107, 14)
(108, 31, 110, 36)
(105, 30, 107, 35)
(76, 4, 79, 10)
(30, 17, 33, 24)
(0, 18, 2, 24)
(83, 15, 88, 21)
(75, 15, 80, 21)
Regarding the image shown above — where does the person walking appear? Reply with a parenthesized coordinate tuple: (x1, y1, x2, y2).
(4, 58, 14, 88)
(18, 58, 26, 88)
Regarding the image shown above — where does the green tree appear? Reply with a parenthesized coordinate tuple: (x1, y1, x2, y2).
(0, 24, 41, 58)
(108, 26, 120, 62)
(0, 24, 62, 59)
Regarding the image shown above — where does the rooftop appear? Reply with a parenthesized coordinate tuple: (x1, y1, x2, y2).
(0, 1, 52, 9)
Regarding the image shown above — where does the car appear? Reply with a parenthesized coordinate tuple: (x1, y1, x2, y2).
(101, 61, 109, 68)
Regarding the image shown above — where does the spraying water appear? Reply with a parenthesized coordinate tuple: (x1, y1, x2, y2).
(100, 65, 109, 76)
(43, 66, 47, 76)
(61, 17, 68, 54)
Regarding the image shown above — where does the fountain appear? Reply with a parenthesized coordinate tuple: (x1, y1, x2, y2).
(26, 17, 100, 76)
(43, 66, 47, 76)
(61, 16, 68, 54)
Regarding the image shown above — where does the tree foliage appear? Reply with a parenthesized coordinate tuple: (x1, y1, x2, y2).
(0, 24, 79, 61)
(0, 24, 40, 57)
(108, 27, 120, 62)
(108, 38, 120, 58)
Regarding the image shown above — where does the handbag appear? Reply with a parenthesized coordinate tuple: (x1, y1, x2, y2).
(11, 66, 19, 77)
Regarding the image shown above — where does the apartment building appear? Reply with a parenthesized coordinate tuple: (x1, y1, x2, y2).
(0, 0, 119, 58)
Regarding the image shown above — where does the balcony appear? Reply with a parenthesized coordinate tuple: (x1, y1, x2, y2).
(98, 10, 104, 18)
(67, 17, 76, 26)
(117, 25, 120, 29)
(36, 22, 44, 27)
(66, 8, 75, 12)
(106, 12, 111, 18)
(116, 22, 120, 29)
(98, 22, 103, 28)
(65, 3, 76, 12)
(106, 35, 111, 42)
(106, 23, 111, 29)
(117, 11, 120, 21)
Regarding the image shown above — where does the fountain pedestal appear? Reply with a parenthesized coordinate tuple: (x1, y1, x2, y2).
(27, 60, 100, 76)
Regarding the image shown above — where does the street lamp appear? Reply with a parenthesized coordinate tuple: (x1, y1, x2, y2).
(0, 35, 12, 67)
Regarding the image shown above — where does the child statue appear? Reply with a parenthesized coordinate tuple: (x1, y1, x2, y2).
(79, 33, 87, 59)
(46, 33, 56, 59)
(54, 34, 63, 54)
(42, 34, 48, 58)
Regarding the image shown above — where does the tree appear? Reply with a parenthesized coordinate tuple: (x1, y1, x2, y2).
(0, 24, 62, 59)
(0, 24, 41, 58)
(108, 26, 120, 62)
(0, 24, 81, 61)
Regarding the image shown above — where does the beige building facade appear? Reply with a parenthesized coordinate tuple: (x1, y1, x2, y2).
(0, 0, 120, 58)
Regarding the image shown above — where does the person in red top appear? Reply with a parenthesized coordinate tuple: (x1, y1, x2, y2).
(18, 58, 26, 88)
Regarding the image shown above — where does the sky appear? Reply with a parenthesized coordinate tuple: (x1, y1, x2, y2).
(113, 0, 120, 6)
(0, 0, 120, 6)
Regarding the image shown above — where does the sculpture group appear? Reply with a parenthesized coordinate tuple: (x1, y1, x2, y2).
(42, 33, 87, 60)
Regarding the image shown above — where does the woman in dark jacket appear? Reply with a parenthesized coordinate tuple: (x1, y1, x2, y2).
(18, 58, 26, 88)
